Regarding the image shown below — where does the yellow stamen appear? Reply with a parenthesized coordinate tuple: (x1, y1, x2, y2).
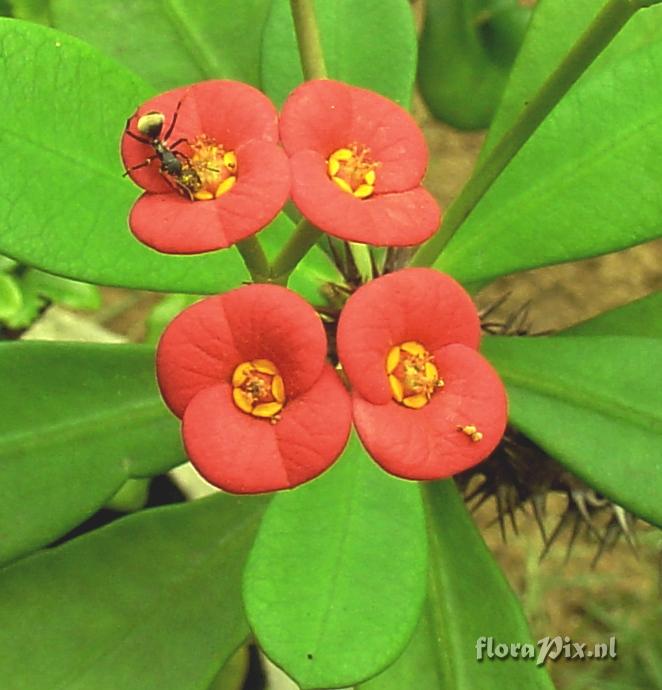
(232, 362, 253, 387)
(187, 134, 238, 202)
(327, 144, 379, 199)
(215, 176, 236, 198)
(272, 375, 285, 403)
(332, 177, 353, 194)
(402, 394, 428, 409)
(386, 346, 401, 374)
(252, 402, 284, 418)
(253, 359, 278, 375)
(193, 190, 214, 201)
(231, 358, 285, 422)
(388, 374, 404, 402)
(354, 184, 374, 199)
(386, 340, 444, 409)
(232, 388, 253, 414)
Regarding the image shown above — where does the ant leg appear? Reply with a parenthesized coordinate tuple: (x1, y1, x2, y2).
(164, 99, 184, 141)
(170, 137, 188, 151)
(123, 155, 156, 176)
(124, 129, 151, 145)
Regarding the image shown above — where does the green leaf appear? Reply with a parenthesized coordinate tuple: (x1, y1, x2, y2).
(0, 254, 18, 272)
(104, 478, 150, 513)
(482, 335, 662, 526)
(0, 273, 23, 319)
(243, 433, 428, 689)
(0, 493, 268, 690)
(418, 0, 532, 130)
(360, 480, 554, 690)
(21, 268, 101, 310)
(50, 0, 272, 90)
(0, 342, 183, 565)
(483, 0, 662, 157)
(562, 291, 662, 338)
(435, 2, 662, 284)
(437, 23, 662, 283)
(0, 19, 249, 293)
(261, 0, 417, 107)
(8, 0, 50, 23)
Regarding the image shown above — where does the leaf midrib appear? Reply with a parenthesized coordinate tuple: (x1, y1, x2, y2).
(496, 364, 662, 433)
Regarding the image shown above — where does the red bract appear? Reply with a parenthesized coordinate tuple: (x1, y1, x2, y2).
(337, 268, 507, 480)
(156, 284, 352, 494)
(122, 80, 290, 254)
(279, 79, 441, 246)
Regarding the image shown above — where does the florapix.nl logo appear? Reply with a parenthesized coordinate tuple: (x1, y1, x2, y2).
(475, 636, 617, 666)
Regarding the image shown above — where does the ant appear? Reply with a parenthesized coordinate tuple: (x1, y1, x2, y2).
(123, 100, 203, 199)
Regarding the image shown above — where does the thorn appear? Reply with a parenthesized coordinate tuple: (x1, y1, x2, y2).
(479, 291, 512, 320)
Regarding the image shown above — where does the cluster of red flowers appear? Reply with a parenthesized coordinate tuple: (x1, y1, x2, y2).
(121, 79, 440, 252)
(124, 79, 507, 493)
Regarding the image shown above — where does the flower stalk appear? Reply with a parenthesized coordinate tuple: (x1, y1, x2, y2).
(269, 218, 322, 283)
(237, 236, 270, 282)
(290, 0, 328, 80)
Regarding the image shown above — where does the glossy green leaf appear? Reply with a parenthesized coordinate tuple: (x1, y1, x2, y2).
(0, 273, 22, 319)
(0, 493, 268, 690)
(562, 291, 662, 337)
(0, 255, 18, 272)
(50, 0, 271, 90)
(436, 18, 662, 283)
(104, 477, 151, 513)
(360, 480, 554, 690)
(483, 0, 662, 156)
(261, 0, 417, 107)
(0, 342, 183, 565)
(243, 433, 428, 689)
(0, 19, 249, 293)
(21, 268, 101, 310)
(418, 0, 532, 130)
(482, 335, 662, 525)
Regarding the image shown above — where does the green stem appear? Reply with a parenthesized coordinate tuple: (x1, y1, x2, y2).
(411, 0, 640, 268)
(236, 236, 270, 282)
(270, 219, 322, 283)
(290, 0, 327, 80)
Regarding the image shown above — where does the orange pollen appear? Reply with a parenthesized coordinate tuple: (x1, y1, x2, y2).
(189, 134, 237, 201)
(231, 359, 285, 423)
(327, 144, 379, 199)
(386, 341, 444, 409)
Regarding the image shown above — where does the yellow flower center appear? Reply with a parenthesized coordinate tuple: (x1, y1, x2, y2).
(231, 358, 285, 423)
(189, 134, 237, 201)
(386, 341, 444, 409)
(327, 145, 378, 199)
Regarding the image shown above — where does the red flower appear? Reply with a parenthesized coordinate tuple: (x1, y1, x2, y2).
(337, 268, 507, 480)
(122, 80, 290, 254)
(279, 79, 440, 246)
(156, 284, 352, 493)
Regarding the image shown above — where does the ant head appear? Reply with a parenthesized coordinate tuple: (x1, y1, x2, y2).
(137, 111, 165, 139)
